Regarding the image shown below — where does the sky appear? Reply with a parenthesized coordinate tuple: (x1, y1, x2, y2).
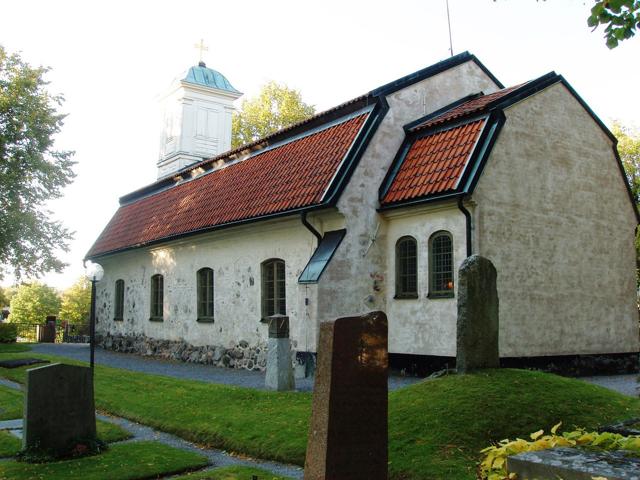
(2, 0, 639, 290)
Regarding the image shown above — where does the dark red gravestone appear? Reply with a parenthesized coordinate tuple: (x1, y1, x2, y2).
(304, 311, 388, 480)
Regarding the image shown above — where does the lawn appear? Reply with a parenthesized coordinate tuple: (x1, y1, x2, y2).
(0, 430, 21, 457)
(173, 466, 293, 480)
(1, 345, 639, 479)
(0, 441, 208, 480)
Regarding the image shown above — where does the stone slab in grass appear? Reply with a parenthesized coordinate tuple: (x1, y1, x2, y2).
(0, 358, 48, 369)
(507, 447, 640, 480)
(0, 440, 208, 480)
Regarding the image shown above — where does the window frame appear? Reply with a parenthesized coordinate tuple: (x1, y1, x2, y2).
(261, 258, 286, 320)
(196, 267, 214, 323)
(149, 274, 164, 321)
(428, 231, 455, 299)
(394, 236, 418, 299)
(114, 279, 125, 321)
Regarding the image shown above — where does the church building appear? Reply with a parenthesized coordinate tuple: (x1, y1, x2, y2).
(87, 52, 639, 372)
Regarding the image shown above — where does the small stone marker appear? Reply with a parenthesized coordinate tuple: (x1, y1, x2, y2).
(456, 254, 499, 373)
(265, 315, 295, 391)
(304, 311, 388, 480)
(23, 363, 96, 453)
(507, 447, 640, 480)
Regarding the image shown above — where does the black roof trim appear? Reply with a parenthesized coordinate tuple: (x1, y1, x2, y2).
(370, 52, 503, 97)
(403, 92, 483, 132)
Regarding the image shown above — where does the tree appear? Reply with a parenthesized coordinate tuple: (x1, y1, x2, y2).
(8, 282, 60, 324)
(59, 277, 91, 324)
(588, 0, 640, 48)
(612, 121, 640, 284)
(0, 46, 75, 280)
(231, 81, 315, 149)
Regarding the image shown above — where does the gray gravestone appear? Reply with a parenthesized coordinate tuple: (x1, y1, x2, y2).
(456, 254, 499, 373)
(265, 315, 295, 391)
(23, 363, 96, 453)
(304, 311, 388, 480)
(507, 447, 640, 480)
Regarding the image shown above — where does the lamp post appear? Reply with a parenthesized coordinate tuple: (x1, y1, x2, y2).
(85, 262, 104, 378)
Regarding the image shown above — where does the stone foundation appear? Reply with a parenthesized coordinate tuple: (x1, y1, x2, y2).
(99, 333, 276, 371)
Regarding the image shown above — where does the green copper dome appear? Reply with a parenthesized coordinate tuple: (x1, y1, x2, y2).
(182, 61, 240, 94)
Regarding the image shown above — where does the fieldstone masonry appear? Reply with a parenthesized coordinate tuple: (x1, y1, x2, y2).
(23, 363, 96, 453)
(99, 333, 271, 371)
(304, 311, 388, 480)
(265, 315, 295, 391)
(456, 254, 499, 373)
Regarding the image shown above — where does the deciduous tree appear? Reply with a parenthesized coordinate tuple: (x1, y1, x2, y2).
(8, 282, 60, 324)
(59, 277, 91, 324)
(613, 121, 640, 284)
(231, 81, 315, 149)
(588, 0, 640, 48)
(0, 45, 75, 280)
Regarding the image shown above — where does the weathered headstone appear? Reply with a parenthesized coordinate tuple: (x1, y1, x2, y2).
(304, 311, 388, 480)
(23, 363, 96, 453)
(265, 315, 295, 391)
(456, 254, 499, 373)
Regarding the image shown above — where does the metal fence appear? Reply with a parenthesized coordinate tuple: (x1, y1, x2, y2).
(9, 322, 90, 344)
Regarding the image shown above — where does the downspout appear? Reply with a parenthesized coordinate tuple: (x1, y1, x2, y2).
(457, 196, 472, 257)
(301, 212, 322, 246)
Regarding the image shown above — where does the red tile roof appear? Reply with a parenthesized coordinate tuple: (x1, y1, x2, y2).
(381, 119, 486, 205)
(412, 83, 524, 131)
(87, 112, 369, 258)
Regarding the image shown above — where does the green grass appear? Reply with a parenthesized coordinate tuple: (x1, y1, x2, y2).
(0, 430, 21, 457)
(0, 385, 131, 444)
(1, 349, 638, 479)
(173, 466, 293, 479)
(0, 344, 32, 354)
(0, 384, 23, 420)
(0, 440, 208, 480)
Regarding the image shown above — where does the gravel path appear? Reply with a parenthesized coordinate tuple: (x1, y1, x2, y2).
(29, 343, 421, 391)
(578, 374, 639, 397)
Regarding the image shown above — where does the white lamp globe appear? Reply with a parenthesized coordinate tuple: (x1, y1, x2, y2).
(85, 262, 104, 282)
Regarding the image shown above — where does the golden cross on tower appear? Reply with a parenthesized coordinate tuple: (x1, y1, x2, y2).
(194, 39, 209, 63)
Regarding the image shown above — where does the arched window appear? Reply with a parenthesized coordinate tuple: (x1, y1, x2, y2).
(114, 279, 125, 321)
(395, 236, 417, 298)
(150, 274, 164, 321)
(262, 259, 286, 318)
(429, 231, 454, 298)
(197, 268, 214, 321)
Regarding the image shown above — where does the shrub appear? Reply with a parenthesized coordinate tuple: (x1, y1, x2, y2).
(0, 323, 17, 343)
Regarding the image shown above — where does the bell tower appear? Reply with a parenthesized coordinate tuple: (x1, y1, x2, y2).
(157, 47, 242, 179)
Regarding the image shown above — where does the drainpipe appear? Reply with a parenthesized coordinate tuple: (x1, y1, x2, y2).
(457, 196, 472, 257)
(301, 212, 322, 246)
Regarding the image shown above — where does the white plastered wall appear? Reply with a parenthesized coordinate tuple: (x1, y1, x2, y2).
(472, 82, 639, 357)
(95, 213, 342, 352)
(315, 60, 501, 354)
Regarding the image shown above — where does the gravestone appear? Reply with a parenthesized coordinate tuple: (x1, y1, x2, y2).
(456, 255, 499, 373)
(304, 311, 388, 480)
(507, 447, 640, 479)
(265, 315, 295, 391)
(23, 363, 96, 453)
